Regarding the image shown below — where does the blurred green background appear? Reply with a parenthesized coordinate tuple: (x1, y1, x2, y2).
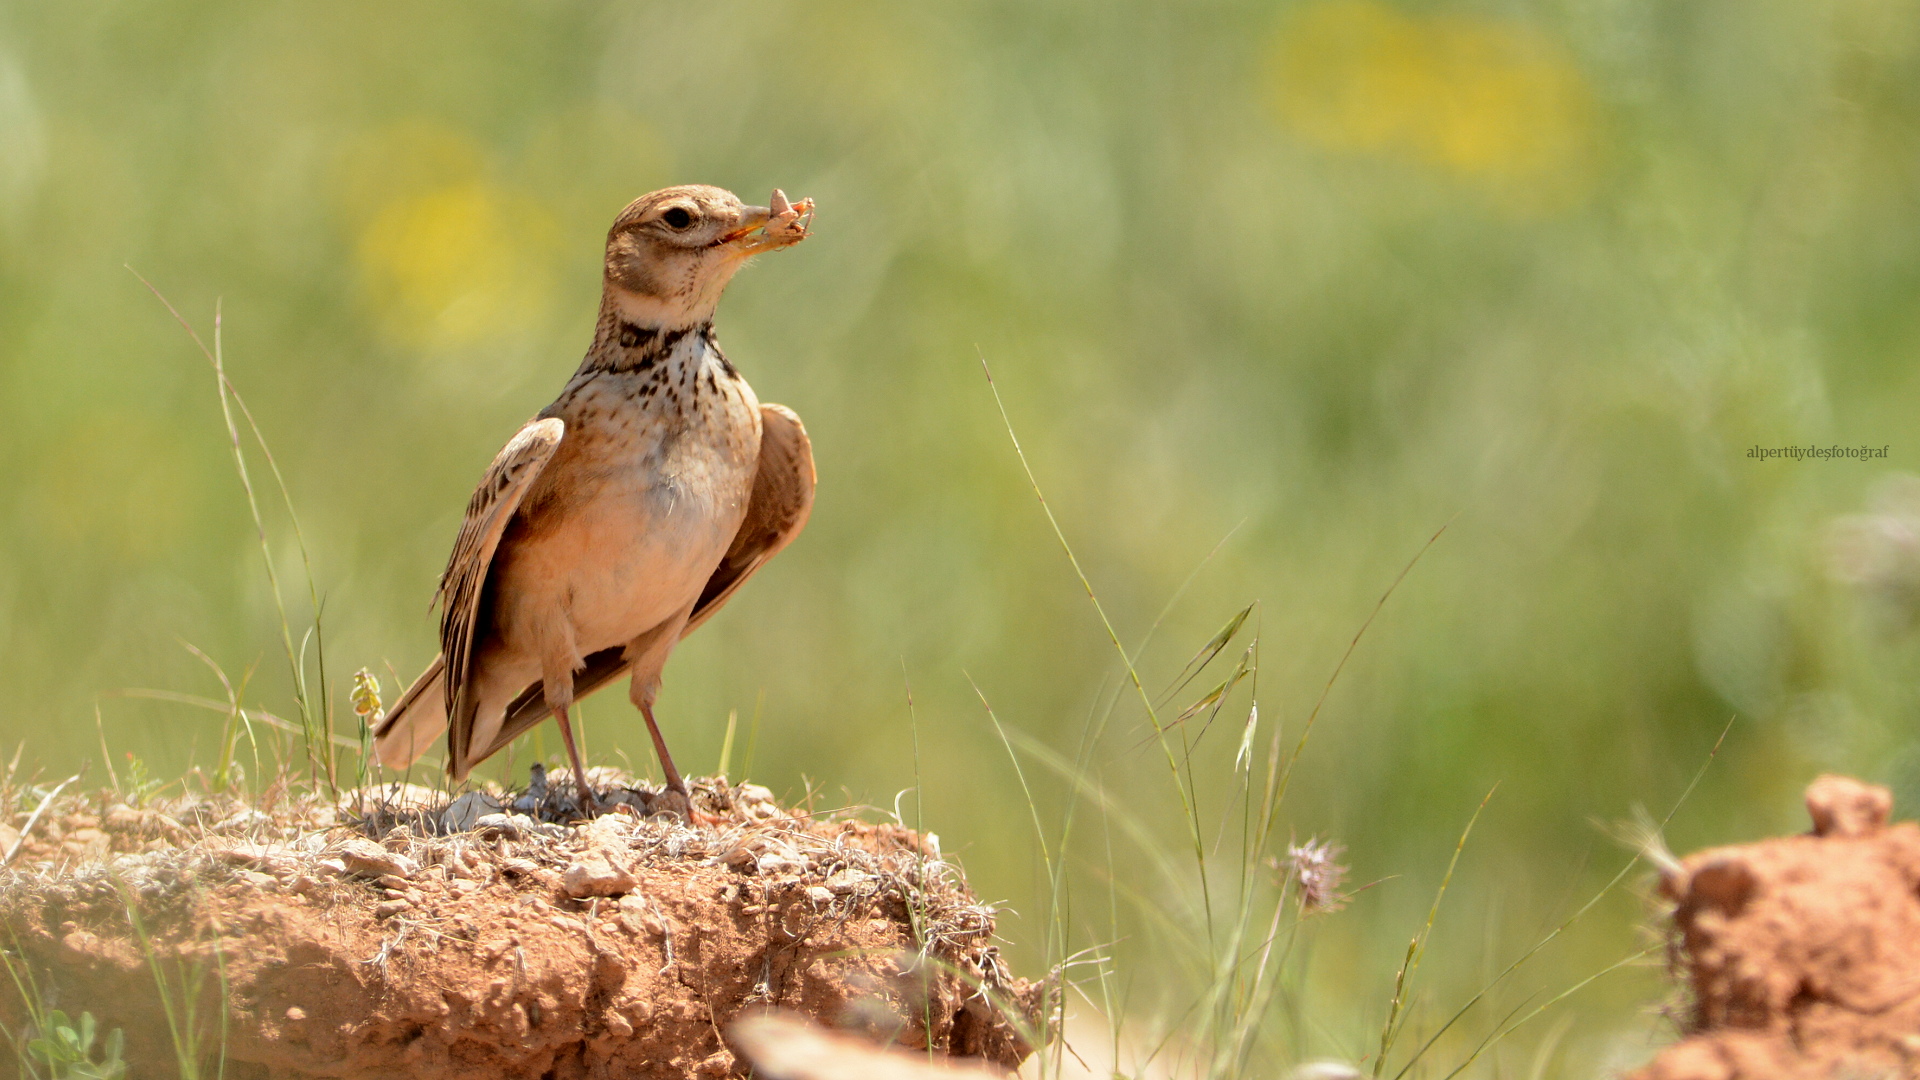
(5, 0, 1920, 1072)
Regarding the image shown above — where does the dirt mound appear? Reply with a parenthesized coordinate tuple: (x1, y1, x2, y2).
(1632, 775, 1920, 1080)
(0, 771, 1040, 1079)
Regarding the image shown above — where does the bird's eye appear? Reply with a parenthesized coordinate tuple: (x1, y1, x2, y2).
(661, 206, 694, 230)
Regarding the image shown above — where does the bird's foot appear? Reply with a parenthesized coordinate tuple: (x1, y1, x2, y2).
(652, 786, 693, 820)
(575, 787, 604, 819)
(648, 783, 726, 826)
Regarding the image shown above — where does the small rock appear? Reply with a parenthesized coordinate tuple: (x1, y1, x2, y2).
(374, 899, 412, 919)
(717, 835, 807, 875)
(338, 837, 419, 879)
(582, 813, 632, 844)
(62, 827, 111, 860)
(759, 848, 808, 876)
(212, 809, 272, 835)
(216, 842, 298, 876)
(825, 868, 875, 894)
(563, 816, 640, 898)
(805, 885, 834, 905)
(736, 784, 780, 821)
(474, 813, 533, 841)
(442, 791, 503, 833)
(513, 763, 549, 815)
(103, 805, 190, 841)
(563, 856, 637, 897)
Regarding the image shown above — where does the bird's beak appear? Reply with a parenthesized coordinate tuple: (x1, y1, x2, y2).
(729, 205, 773, 236)
(722, 189, 814, 253)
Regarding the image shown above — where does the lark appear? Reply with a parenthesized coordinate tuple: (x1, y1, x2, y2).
(372, 185, 817, 810)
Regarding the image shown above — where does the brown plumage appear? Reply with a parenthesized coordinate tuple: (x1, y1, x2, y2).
(372, 185, 816, 807)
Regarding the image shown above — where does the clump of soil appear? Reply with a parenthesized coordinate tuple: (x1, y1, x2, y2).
(1632, 774, 1920, 1080)
(0, 770, 1040, 1079)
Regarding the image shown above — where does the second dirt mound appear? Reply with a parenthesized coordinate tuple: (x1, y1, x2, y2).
(1633, 774, 1920, 1080)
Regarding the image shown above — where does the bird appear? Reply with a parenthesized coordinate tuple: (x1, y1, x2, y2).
(371, 184, 817, 811)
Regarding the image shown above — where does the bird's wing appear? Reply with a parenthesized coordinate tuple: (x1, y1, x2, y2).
(438, 416, 565, 774)
(484, 403, 814, 750)
(683, 402, 816, 635)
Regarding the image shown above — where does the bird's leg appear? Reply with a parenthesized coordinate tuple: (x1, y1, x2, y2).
(535, 621, 597, 814)
(550, 703, 600, 816)
(639, 700, 689, 799)
(625, 604, 698, 801)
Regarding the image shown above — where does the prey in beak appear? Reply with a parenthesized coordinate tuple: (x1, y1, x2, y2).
(724, 188, 815, 253)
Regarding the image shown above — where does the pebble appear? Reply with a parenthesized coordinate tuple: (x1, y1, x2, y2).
(474, 813, 534, 841)
(441, 791, 503, 833)
(736, 784, 780, 821)
(825, 868, 876, 894)
(62, 827, 111, 860)
(560, 822, 638, 898)
(563, 857, 637, 898)
(338, 838, 419, 879)
(212, 809, 272, 835)
(215, 842, 299, 877)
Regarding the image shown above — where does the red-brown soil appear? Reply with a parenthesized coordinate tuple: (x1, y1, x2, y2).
(1632, 774, 1920, 1080)
(0, 773, 1040, 1079)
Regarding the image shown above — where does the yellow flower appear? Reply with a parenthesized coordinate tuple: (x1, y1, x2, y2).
(338, 121, 559, 350)
(1270, 0, 1599, 209)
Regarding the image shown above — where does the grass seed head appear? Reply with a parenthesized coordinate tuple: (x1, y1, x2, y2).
(1282, 837, 1350, 913)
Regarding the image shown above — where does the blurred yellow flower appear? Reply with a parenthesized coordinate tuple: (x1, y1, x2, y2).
(1269, 0, 1598, 207)
(339, 122, 559, 351)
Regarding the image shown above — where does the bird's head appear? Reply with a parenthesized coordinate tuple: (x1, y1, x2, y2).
(602, 184, 813, 329)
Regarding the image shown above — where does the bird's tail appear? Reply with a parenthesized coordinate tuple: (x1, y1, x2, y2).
(371, 655, 449, 771)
